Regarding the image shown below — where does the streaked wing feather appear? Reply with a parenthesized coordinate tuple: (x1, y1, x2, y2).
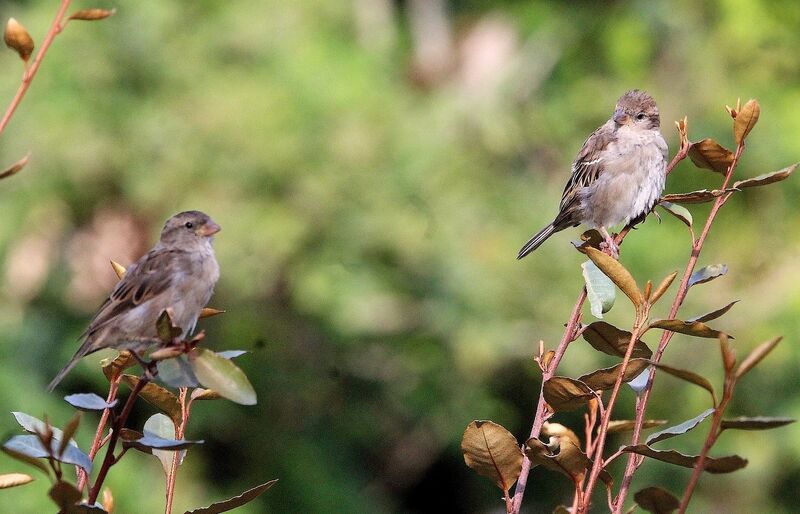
(556, 125, 614, 225)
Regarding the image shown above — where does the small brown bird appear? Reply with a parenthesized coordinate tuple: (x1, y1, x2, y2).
(48, 211, 221, 391)
(518, 90, 668, 259)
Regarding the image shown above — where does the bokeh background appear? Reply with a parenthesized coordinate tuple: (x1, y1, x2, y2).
(0, 0, 798, 512)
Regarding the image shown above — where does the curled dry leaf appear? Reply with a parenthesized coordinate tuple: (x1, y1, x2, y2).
(688, 264, 728, 287)
(4, 18, 34, 62)
(577, 358, 650, 391)
(607, 420, 667, 433)
(0, 153, 30, 180)
(650, 271, 678, 305)
(647, 319, 727, 339)
(186, 480, 279, 514)
(110, 260, 126, 279)
(646, 409, 715, 445)
(651, 363, 716, 404)
(460, 420, 523, 492)
(688, 138, 734, 175)
(659, 202, 692, 229)
(0, 473, 34, 489)
(660, 188, 738, 204)
(634, 486, 680, 514)
(733, 163, 797, 190)
(585, 247, 643, 307)
(541, 422, 581, 448)
(542, 376, 595, 412)
(720, 417, 795, 431)
(622, 445, 747, 473)
(525, 437, 589, 482)
(735, 336, 782, 379)
(734, 99, 760, 145)
(687, 300, 738, 323)
(582, 321, 652, 359)
(199, 307, 225, 319)
(69, 8, 116, 21)
(121, 375, 182, 424)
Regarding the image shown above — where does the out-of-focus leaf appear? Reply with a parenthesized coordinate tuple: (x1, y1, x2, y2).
(736, 336, 783, 379)
(689, 264, 728, 287)
(58, 413, 81, 459)
(101, 351, 136, 381)
(141, 414, 178, 475)
(4, 18, 34, 62)
(460, 420, 523, 492)
(585, 247, 643, 307)
(734, 163, 796, 190)
(0, 473, 34, 489)
(110, 260, 126, 279)
(11, 412, 77, 447)
(627, 369, 651, 394)
(190, 388, 222, 401)
(49, 481, 82, 511)
(64, 393, 117, 411)
(121, 375, 182, 424)
(186, 480, 279, 514)
(607, 420, 667, 433)
(647, 319, 727, 339)
(650, 271, 678, 305)
(0, 153, 30, 180)
(553, 506, 570, 514)
(1, 443, 50, 476)
(69, 8, 116, 21)
(581, 260, 615, 318)
(622, 445, 747, 473)
(660, 188, 737, 204)
(720, 417, 795, 431)
(156, 310, 182, 342)
(157, 355, 199, 388)
(3, 435, 92, 473)
(634, 486, 680, 514)
(659, 202, 692, 229)
(102, 488, 114, 514)
(645, 409, 715, 445)
(688, 138, 733, 174)
(189, 348, 257, 405)
(582, 321, 652, 359)
(688, 301, 738, 323)
(216, 350, 247, 360)
(542, 377, 594, 412)
(199, 307, 226, 319)
(651, 363, 716, 404)
(72, 503, 108, 513)
(734, 99, 760, 145)
(577, 358, 650, 391)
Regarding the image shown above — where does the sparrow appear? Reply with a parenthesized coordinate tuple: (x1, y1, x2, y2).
(48, 211, 221, 391)
(518, 90, 668, 259)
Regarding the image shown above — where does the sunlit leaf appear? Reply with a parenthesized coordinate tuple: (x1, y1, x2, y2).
(647, 319, 727, 339)
(585, 247, 643, 307)
(634, 486, 680, 514)
(687, 301, 738, 323)
(734, 163, 796, 190)
(688, 138, 733, 174)
(622, 445, 746, 473)
(607, 420, 667, 433)
(4, 18, 34, 62)
(734, 99, 760, 145)
(121, 375, 182, 424)
(189, 349, 257, 405)
(688, 264, 728, 287)
(720, 417, 795, 431)
(541, 422, 581, 448)
(460, 420, 523, 492)
(650, 271, 678, 305)
(736, 336, 782, 379)
(651, 363, 716, 404)
(582, 260, 615, 318)
(186, 480, 279, 514)
(582, 322, 652, 359)
(64, 393, 117, 411)
(141, 414, 178, 476)
(577, 359, 650, 391)
(542, 377, 594, 412)
(659, 202, 692, 229)
(68, 8, 116, 21)
(646, 409, 715, 446)
(0, 473, 34, 489)
(660, 188, 738, 204)
(0, 153, 30, 180)
(3, 435, 92, 473)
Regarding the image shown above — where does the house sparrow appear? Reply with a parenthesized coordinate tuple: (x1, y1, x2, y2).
(518, 90, 668, 259)
(48, 211, 221, 391)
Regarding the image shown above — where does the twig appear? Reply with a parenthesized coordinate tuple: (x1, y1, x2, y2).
(77, 376, 121, 492)
(164, 388, 192, 514)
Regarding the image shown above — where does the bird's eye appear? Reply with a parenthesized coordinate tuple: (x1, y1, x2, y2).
(184, 222, 194, 229)
(636, 112, 647, 121)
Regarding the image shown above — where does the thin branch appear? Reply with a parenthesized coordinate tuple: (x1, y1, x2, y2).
(77, 376, 121, 492)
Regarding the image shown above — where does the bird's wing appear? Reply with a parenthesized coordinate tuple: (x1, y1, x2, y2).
(83, 248, 185, 339)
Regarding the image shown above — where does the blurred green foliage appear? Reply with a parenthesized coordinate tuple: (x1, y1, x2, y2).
(0, 0, 798, 512)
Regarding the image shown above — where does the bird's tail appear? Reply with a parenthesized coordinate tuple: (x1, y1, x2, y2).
(517, 223, 557, 259)
(47, 344, 91, 392)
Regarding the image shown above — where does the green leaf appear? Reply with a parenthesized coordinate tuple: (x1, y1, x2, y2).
(688, 264, 728, 287)
(651, 363, 716, 404)
(0, 473, 34, 489)
(142, 414, 179, 476)
(688, 138, 733, 174)
(733, 163, 796, 189)
(64, 393, 117, 411)
(577, 359, 650, 391)
(186, 480, 278, 514)
(646, 409, 715, 446)
(585, 247, 643, 307)
(460, 420, 523, 492)
(189, 349, 257, 405)
(736, 336, 782, 379)
(687, 301, 738, 323)
(634, 486, 680, 514)
(622, 445, 747, 473)
(581, 260, 615, 318)
(542, 377, 595, 412)
(659, 201, 692, 229)
(647, 319, 727, 339)
(121, 375, 182, 425)
(720, 417, 795, 431)
(582, 321, 652, 359)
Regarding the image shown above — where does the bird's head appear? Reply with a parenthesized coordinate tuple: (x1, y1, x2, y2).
(612, 90, 660, 130)
(160, 211, 221, 247)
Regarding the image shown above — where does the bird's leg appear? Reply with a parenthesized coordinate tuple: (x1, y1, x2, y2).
(129, 349, 158, 380)
(598, 226, 619, 259)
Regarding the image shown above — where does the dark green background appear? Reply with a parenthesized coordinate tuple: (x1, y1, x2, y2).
(0, 1, 797, 512)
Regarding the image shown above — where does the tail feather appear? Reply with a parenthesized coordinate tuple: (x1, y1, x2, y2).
(517, 223, 557, 259)
(47, 344, 92, 392)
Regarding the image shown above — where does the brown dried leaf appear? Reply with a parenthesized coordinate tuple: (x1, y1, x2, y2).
(651, 363, 716, 404)
(735, 336, 782, 379)
(190, 388, 222, 401)
(541, 422, 581, 448)
(48, 481, 81, 510)
(69, 8, 116, 21)
(646, 409, 715, 445)
(57, 413, 81, 459)
(585, 248, 643, 307)
(688, 138, 734, 174)
(634, 486, 680, 514)
(525, 437, 589, 481)
(0, 153, 30, 180)
(461, 420, 523, 492)
(733, 163, 797, 189)
(734, 99, 760, 145)
(688, 301, 738, 323)
(660, 188, 738, 204)
(582, 321, 652, 359)
(578, 359, 650, 391)
(647, 319, 727, 339)
(720, 417, 795, 431)
(121, 375, 182, 424)
(199, 307, 226, 319)
(622, 445, 747, 473)
(110, 260, 126, 279)
(650, 271, 678, 305)
(542, 377, 595, 412)
(101, 351, 136, 381)
(607, 420, 667, 433)
(4, 18, 34, 62)
(0, 473, 34, 489)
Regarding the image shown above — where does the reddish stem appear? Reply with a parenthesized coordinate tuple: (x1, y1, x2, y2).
(77, 377, 121, 492)
(164, 388, 192, 514)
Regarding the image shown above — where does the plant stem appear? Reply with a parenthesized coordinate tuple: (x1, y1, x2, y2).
(165, 388, 191, 514)
(77, 377, 121, 492)
(87, 375, 149, 504)
(0, 0, 72, 136)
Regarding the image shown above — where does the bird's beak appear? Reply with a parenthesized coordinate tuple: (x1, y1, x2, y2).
(198, 221, 221, 237)
(613, 109, 629, 126)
